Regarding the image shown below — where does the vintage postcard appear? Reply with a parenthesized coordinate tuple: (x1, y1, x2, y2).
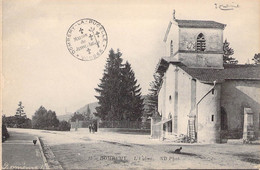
(2, 0, 260, 169)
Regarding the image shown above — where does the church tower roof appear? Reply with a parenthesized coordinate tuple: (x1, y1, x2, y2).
(174, 19, 226, 29)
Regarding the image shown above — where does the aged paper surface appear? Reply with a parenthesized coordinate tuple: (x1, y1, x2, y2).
(2, 0, 260, 169)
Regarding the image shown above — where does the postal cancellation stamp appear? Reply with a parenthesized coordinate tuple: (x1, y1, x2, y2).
(66, 18, 108, 61)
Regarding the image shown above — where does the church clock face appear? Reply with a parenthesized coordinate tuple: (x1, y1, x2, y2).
(66, 18, 108, 61)
(186, 42, 195, 50)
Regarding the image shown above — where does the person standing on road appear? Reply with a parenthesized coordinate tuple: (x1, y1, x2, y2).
(92, 124, 95, 134)
(89, 124, 92, 133)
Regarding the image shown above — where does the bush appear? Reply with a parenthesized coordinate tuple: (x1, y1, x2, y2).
(3, 116, 32, 128)
(58, 121, 71, 131)
(2, 124, 9, 142)
(32, 121, 71, 131)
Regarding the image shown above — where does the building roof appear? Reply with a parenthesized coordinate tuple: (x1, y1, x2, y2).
(156, 57, 260, 83)
(175, 19, 226, 29)
(155, 57, 180, 73)
(179, 64, 260, 83)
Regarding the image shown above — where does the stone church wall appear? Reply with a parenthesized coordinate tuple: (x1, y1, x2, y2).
(178, 28, 224, 68)
(165, 23, 179, 57)
(177, 68, 192, 135)
(178, 53, 223, 68)
(221, 80, 260, 139)
(179, 28, 223, 52)
(196, 82, 221, 143)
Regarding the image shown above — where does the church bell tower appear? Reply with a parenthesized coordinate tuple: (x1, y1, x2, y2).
(164, 11, 226, 69)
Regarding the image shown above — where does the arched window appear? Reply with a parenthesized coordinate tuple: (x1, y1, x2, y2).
(170, 40, 173, 55)
(196, 33, 206, 51)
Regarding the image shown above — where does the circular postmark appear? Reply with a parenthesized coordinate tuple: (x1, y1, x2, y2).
(66, 18, 108, 61)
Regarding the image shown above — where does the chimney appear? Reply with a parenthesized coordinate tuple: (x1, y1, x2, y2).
(173, 9, 176, 20)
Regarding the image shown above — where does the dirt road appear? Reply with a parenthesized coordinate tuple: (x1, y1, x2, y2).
(6, 128, 260, 169)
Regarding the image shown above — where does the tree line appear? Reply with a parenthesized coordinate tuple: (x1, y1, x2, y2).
(3, 101, 70, 131)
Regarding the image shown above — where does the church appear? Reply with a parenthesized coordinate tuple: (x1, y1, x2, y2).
(151, 11, 260, 143)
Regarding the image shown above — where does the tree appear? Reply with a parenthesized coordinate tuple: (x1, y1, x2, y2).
(95, 49, 124, 121)
(83, 105, 94, 121)
(252, 53, 260, 65)
(223, 39, 238, 64)
(95, 49, 144, 121)
(70, 112, 85, 122)
(32, 106, 59, 129)
(121, 61, 144, 121)
(15, 101, 26, 117)
(32, 106, 47, 128)
(7, 101, 32, 128)
(46, 110, 60, 127)
(146, 72, 163, 117)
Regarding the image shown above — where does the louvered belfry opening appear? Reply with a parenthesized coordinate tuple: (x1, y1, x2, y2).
(196, 33, 206, 51)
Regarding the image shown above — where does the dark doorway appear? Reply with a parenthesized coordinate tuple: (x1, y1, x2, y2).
(221, 107, 228, 130)
(168, 121, 172, 132)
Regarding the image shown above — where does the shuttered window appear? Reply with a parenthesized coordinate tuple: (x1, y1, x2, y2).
(196, 33, 206, 51)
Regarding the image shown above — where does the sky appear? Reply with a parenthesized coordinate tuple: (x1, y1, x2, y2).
(2, 0, 260, 118)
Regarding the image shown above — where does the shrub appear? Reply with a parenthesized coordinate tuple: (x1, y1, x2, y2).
(58, 121, 71, 131)
(3, 116, 32, 128)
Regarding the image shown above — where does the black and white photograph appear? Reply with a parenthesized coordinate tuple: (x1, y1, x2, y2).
(2, 0, 260, 169)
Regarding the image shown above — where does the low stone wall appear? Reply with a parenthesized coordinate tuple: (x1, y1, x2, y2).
(99, 120, 150, 129)
(98, 128, 150, 135)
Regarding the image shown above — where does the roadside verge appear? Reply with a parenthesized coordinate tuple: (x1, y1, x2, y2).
(38, 137, 63, 169)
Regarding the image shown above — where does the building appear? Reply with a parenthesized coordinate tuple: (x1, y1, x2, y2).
(152, 11, 260, 143)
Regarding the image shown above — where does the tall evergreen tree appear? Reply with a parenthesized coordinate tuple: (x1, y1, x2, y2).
(146, 72, 163, 117)
(84, 105, 93, 120)
(95, 49, 124, 120)
(121, 61, 144, 121)
(223, 39, 237, 64)
(95, 49, 144, 121)
(15, 101, 26, 117)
